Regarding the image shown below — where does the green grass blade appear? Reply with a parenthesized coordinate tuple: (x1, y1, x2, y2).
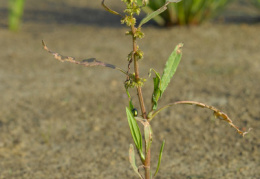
(145, 0, 230, 26)
(160, 43, 183, 95)
(8, 0, 25, 31)
(175, 2, 185, 25)
(167, 3, 177, 25)
(126, 107, 143, 151)
(154, 140, 165, 177)
(129, 144, 143, 179)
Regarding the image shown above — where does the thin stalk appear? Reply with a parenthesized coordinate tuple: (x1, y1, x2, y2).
(131, 25, 147, 120)
(131, 23, 150, 179)
(144, 147, 151, 179)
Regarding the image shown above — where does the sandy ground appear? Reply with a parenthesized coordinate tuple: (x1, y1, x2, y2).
(0, 0, 260, 178)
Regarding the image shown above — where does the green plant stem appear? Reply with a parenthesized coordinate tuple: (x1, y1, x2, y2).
(131, 23, 150, 179)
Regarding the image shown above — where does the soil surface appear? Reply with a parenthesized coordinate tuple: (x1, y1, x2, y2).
(0, 0, 260, 179)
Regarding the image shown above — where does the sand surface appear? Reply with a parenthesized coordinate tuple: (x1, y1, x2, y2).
(0, 0, 260, 178)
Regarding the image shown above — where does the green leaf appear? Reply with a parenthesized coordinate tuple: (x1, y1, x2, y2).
(144, 122, 152, 153)
(142, 6, 166, 26)
(160, 43, 183, 95)
(154, 140, 165, 177)
(152, 77, 160, 109)
(125, 88, 134, 111)
(138, 2, 169, 27)
(126, 107, 143, 152)
(129, 144, 143, 179)
(150, 69, 162, 110)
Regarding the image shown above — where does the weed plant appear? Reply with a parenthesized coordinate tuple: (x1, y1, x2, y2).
(143, 0, 230, 26)
(43, 0, 251, 178)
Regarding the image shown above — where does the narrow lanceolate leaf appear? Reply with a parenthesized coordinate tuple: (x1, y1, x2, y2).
(152, 76, 160, 110)
(144, 121, 152, 153)
(129, 144, 143, 179)
(138, 2, 169, 27)
(154, 140, 165, 177)
(42, 41, 126, 74)
(150, 69, 161, 110)
(142, 6, 166, 26)
(126, 107, 143, 152)
(160, 43, 183, 94)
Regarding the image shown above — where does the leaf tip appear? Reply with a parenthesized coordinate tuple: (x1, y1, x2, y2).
(42, 40, 48, 50)
(177, 43, 184, 54)
(242, 128, 253, 137)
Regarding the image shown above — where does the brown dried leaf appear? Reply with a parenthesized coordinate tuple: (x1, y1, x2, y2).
(101, 0, 123, 17)
(152, 100, 252, 137)
(42, 40, 126, 73)
(174, 101, 251, 137)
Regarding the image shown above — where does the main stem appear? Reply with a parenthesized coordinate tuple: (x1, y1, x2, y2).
(131, 25, 150, 179)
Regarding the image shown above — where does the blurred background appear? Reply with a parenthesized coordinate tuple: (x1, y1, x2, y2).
(0, 0, 260, 178)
